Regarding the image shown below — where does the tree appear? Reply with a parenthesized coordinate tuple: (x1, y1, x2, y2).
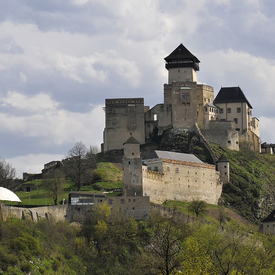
(188, 200, 207, 217)
(143, 211, 191, 275)
(0, 157, 16, 188)
(42, 170, 65, 205)
(65, 141, 98, 191)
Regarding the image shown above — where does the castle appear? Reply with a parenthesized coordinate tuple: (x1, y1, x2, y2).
(103, 44, 261, 153)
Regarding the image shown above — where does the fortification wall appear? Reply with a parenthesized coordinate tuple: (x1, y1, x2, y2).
(201, 120, 239, 151)
(142, 161, 222, 205)
(0, 196, 150, 223)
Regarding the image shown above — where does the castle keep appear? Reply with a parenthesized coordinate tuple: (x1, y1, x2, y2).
(103, 44, 261, 153)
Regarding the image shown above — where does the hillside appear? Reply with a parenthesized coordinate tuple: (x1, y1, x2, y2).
(211, 144, 275, 223)
(97, 129, 275, 223)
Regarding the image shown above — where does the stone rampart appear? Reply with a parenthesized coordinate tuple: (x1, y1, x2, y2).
(0, 196, 151, 223)
(143, 161, 222, 205)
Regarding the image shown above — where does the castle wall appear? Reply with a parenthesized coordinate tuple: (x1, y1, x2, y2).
(0, 196, 151, 223)
(103, 98, 145, 152)
(168, 67, 197, 83)
(214, 102, 250, 134)
(144, 104, 171, 139)
(201, 120, 240, 151)
(196, 84, 215, 128)
(164, 82, 198, 129)
(142, 159, 222, 205)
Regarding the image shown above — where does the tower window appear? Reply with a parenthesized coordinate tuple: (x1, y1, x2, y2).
(182, 93, 189, 100)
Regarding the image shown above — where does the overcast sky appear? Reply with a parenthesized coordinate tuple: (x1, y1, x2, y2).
(0, 0, 275, 177)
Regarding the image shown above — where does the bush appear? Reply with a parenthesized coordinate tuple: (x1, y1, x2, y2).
(20, 262, 32, 273)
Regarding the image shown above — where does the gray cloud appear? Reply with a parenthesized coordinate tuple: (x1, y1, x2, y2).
(0, 0, 274, 176)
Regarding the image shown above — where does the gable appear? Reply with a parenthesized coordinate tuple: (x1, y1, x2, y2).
(214, 87, 252, 109)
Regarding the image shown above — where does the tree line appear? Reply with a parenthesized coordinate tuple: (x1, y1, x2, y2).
(1, 205, 275, 274)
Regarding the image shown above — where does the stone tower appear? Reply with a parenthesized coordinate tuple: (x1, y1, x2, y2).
(217, 154, 230, 184)
(164, 43, 200, 84)
(122, 136, 143, 196)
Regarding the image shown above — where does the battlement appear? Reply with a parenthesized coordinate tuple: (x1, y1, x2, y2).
(162, 158, 216, 170)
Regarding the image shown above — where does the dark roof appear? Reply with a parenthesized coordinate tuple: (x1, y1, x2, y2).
(261, 210, 275, 223)
(164, 44, 200, 71)
(123, 136, 140, 145)
(217, 154, 229, 163)
(214, 87, 252, 109)
(143, 150, 203, 163)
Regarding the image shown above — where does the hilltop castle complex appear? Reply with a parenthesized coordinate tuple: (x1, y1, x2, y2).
(103, 44, 261, 153)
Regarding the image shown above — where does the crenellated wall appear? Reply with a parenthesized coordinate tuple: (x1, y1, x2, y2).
(142, 158, 223, 205)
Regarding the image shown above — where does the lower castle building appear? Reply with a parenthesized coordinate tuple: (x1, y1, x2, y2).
(142, 150, 226, 205)
(103, 44, 261, 153)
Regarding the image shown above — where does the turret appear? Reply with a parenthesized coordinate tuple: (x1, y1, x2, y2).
(217, 154, 230, 184)
(122, 136, 143, 196)
(164, 44, 200, 84)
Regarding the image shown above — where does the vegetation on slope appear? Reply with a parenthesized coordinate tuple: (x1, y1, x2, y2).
(1, 205, 275, 274)
(211, 144, 275, 223)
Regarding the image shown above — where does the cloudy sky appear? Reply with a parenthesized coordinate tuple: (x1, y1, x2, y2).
(0, 0, 275, 177)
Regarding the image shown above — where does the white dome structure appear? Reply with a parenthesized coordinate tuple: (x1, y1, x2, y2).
(0, 187, 21, 203)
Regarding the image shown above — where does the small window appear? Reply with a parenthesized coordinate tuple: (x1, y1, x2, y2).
(175, 168, 179, 173)
(237, 107, 241, 113)
(208, 98, 210, 103)
(228, 140, 231, 144)
(109, 199, 113, 205)
(154, 114, 157, 121)
(121, 199, 125, 204)
(184, 109, 187, 113)
(220, 108, 223, 114)
(236, 128, 240, 131)
(204, 98, 206, 102)
(167, 167, 170, 172)
(227, 108, 231, 113)
(234, 118, 238, 124)
(205, 107, 207, 112)
(182, 93, 189, 100)
(154, 166, 158, 171)
(112, 119, 117, 125)
(148, 167, 152, 171)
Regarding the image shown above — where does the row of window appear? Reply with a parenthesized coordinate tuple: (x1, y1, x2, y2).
(220, 107, 241, 114)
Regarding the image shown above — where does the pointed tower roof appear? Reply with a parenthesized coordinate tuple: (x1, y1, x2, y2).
(217, 154, 229, 163)
(214, 87, 252, 109)
(123, 136, 140, 145)
(164, 44, 200, 71)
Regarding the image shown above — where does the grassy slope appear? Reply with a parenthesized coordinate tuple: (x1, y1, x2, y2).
(14, 147, 275, 224)
(211, 144, 275, 223)
(15, 163, 122, 206)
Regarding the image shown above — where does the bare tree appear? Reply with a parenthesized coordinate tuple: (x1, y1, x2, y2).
(42, 170, 65, 205)
(65, 141, 98, 191)
(0, 157, 16, 188)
